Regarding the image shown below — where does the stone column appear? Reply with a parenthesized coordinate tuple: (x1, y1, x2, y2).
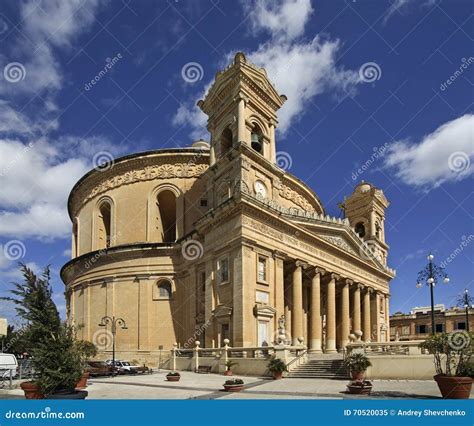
(374, 291, 381, 342)
(363, 287, 371, 342)
(353, 284, 362, 333)
(385, 293, 390, 333)
(341, 279, 351, 348)
(237, 97, 246, 143)
(269, 120, 276, 163)
(291, 261, 304, 345)
(309, 267, 325, 353)
(273, 251, 285, 329)
(326, 273, 339, 353)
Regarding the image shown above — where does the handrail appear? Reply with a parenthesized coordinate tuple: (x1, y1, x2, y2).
(285, 349, 307, 369)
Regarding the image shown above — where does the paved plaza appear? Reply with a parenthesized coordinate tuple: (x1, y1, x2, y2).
(1, 371, 470, 400)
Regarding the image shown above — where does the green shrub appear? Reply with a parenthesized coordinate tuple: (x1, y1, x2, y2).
(344, 353, 372, 372)
(267, 358, 288, 373)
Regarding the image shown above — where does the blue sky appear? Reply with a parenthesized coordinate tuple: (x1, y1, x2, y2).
(0, 0, 472, 324)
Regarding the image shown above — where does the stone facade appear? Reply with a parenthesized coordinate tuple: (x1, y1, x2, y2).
(61, 53, 395, 362)
(390, 305, 474, 341)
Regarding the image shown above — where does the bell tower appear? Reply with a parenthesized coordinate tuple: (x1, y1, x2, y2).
(341, 181, 390, 265)
(197, 52, 286, 166)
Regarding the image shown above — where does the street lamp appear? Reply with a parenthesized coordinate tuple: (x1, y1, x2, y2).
(457, 289, 473, 332)
(98, 316, 127, 374)
(416, 253, 450, 335)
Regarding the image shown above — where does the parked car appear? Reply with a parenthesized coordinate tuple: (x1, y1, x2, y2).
(105, 360, 149, 375)
(85, 361, 114, 377)
(0, 354, 18, 380)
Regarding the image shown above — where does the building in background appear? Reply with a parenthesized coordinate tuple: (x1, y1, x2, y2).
(390, 304, 473, 341)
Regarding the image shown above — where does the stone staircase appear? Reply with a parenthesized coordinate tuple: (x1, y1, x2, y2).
(287, 354, 349, 379)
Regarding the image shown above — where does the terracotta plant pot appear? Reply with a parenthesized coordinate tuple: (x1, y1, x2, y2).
(46, 390, 88, 399)
(20, 381, 44, 400)
(224, 370, 233, 376)
(223, 384, 244, 392)
(347, 384, 372, 395)
(76, 372, 90, 389)
(434, 374, 473, 399)
(351, 371, 365, 381)
(273, 371, 283, 380)
(166, 375, 181, 382)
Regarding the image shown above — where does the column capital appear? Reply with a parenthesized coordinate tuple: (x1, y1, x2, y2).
(355, 282, 364, 291)
(366, 286, 374, 294)
(272, 249, 286, 260)
(294, 260, 309, 269)
(343, 278, 354, 286)
(329, 273, 341, 281)
(306, 266, 326, 278)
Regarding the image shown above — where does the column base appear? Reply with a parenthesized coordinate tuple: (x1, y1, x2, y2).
(324, 349, 338, 354)
(308, 349, 322, 354)
(325, 340, 337, 354)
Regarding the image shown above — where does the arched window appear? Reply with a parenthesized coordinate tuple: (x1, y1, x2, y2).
(219, 127, 233, 157)
(355, 222, 365, 238)
(157, 280, 172, 300)
(157, 190, 176, 243)
(375, 222, 381, 239)
(97, 200, 112, 249)
(250, 124, 263, 154)
(72, 218, 79, 257)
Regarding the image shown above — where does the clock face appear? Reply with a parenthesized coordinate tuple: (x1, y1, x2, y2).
(254, 180, 267, 198)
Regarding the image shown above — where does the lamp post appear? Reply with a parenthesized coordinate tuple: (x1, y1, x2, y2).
(416, 253, 450, 335)
(98, 316, 127, 373)
(457, 289, 473, 332)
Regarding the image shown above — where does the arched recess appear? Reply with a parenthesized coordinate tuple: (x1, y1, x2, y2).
(219, 127, 233, 158)
(93, 196, 115, 250)
(152, 278, 174, 300)
(72, 217, 79, 258)
(249, 117, 269, 158)
(353, 217, 368, 239)
(147, 184, 183, 243)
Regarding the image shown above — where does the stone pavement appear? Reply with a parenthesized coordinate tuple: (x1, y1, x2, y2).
(0, 370, 471, 399)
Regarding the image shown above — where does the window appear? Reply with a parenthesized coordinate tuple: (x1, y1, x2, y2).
(97, 200, 112, 249)
(435, 323, 444, 333)
(256, 291, 269, 304)
(218, 258, 229, 283)
(200, 198, 208, 207)
(457, 322, 466, 330)
(157, 190, 177, 242)
(257, 256, 267, 282)
(417, 324, 427, 334)
(220, 128, 233, 157)
(157, 280, 172, 300)
(355, 222, 365, 238)
(72, 218, 78, 257)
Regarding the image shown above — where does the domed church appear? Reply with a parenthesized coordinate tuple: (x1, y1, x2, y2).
(61, 53, 395, 362)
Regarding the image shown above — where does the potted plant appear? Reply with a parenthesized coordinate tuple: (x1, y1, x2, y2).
(166, 371, 181, 382)
(224, 360, 238, 376)
(344, 352, 372, 380)
(223, 378, 244, 392)
(267, 358, 287, 379)
(419, 331, 474, 399)
(347, 380, 373, 395)
(2, 264, 87, 399)
(74, 340, 98, 389)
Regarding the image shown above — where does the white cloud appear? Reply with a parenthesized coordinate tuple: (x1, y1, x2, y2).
(383, 0, 438, 24)
(0, 136, 125, 239)
(174, 0, 361, 137)
(242, 0, 314, 42)
(383, 114, 474, 188)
